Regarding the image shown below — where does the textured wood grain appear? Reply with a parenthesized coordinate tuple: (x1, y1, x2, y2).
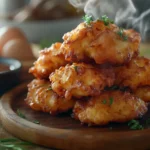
(1, 82, 150, 150)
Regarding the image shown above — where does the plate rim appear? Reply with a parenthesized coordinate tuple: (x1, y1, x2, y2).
(1, 82, 150, 150)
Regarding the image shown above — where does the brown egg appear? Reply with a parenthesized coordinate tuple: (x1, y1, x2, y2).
(0, 27, 27, 54)
(1, 39, 35, 61)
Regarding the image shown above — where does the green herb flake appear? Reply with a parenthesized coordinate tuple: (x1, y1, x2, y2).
(47, 87, 52, 91)
(117, 28, 128, 41)
(82, 15, 93, 25)
(74, 66, 78, 72)
(101, 15, 114, 26)
(33, 120, 40, 124)
(128, 120, 144, 130)
(102, 99, 107, 104)
(17, 109, 26, 119)
(109, 97, 114, 105)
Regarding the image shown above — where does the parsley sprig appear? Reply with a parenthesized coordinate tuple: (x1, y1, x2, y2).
(128, 120, 143, 130)
(82, 15, 93, 25)
(117, 28, 128, 41)
(0, 138, 34, 150)
(101, 15, 114, 26)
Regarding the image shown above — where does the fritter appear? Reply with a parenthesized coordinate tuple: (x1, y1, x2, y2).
(29, 42, 67, 79)
(50, 63, 115, 100)
(134, 86, 150, 102)
(73, 91, 147, 126)
(115, 57, 150, 90)
(25, 79, 75, 115)
(61, 20, 140, 65)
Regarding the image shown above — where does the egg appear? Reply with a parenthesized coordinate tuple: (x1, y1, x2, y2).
(0, 27, 27, 54)
(1, 39, 35, 61)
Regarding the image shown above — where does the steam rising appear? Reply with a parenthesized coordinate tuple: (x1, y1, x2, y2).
(69, 0, 150, 41)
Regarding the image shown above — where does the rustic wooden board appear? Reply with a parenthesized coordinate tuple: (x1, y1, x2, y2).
(1, 82, 150, 150)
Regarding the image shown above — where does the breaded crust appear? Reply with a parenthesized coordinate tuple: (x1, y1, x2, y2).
(29, 43, 67, 79)
(50, 63, 115, 100)
(61, 20, 140, 65)
(115, 57, 150, 89)
(134, 86, 150, 102)
(25, 79, 75, 115)
(73, 91, 147, 126)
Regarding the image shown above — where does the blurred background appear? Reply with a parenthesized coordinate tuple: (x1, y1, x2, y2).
(0, 0, 83, 83)
(0, 0, 83, 43)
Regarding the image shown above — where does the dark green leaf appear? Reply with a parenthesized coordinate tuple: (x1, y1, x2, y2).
(128, 120, 144, 130)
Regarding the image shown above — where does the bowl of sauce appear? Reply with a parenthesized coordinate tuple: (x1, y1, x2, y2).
(0, 57, 21, 95)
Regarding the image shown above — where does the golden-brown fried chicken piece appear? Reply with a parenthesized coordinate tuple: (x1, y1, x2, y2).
(25, 79, 75, 115)
(61, 20, 140, 65)
(115, 57, 150, 90)
(133, 86, 150, 102)
(29, 42, 67, 79)
(73, 91, 147, 126)
(50, 63, 115, 100)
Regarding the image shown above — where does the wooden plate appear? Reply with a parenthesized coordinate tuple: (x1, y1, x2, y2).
(1, 82, 150, 150)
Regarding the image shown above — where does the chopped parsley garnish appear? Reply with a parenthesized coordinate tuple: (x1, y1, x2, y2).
(109, 97, 114, 105)
(0, 138, 34, 150)
(33, 120, 40, 124)
(117, 28, 128, 41)
(128, 120, 143, 130)
(82, 15, 93, 25)
(101, 15, 114, 26)
(102, 99, 107, 104)
(102, 97, 114, 105)
(74, 66, 78, 72)
(17, 109, 26, 119)
(47, 87, 52, 91)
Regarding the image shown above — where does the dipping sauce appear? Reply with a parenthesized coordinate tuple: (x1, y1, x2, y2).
(0, 63, 10, 72)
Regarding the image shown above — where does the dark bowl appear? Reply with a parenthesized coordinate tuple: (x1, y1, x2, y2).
(0, 57, 22, 95)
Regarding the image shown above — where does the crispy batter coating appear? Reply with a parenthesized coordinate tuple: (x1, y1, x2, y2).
(73, 91, 147, 126)
(29, 43, 67, 79)
(134, 86, 150, 102)
(25, 79, 75, 115)
(115, 57, 150, 90)
(61, 20, 140, 65)
(50, 63, 115, 100)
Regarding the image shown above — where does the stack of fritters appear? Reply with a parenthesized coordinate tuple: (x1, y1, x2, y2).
(26, 19, 149, 126)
